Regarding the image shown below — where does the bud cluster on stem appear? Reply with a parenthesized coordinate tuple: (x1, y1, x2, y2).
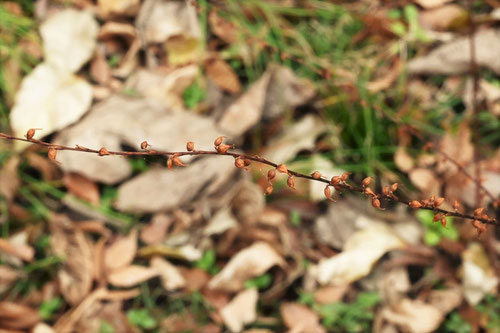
(0, 129, 497, 234)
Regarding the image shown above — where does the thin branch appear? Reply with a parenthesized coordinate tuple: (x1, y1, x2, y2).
(0, 131, 497, 228)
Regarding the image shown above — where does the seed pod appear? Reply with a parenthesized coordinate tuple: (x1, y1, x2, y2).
(287, 175, 295, 189)
(186, 142, 195, 151)
(234, 158, 246, 169)
(480, 213, 489, 221)
(390, 183, 398, 193)
(474, 208, 485, 216)
(311, 171, 322, 179)
(277, 164, 288, 174)
(364, 187, 376, 197)
(264, 185, 274, 196)
(372, 197, 383, 210)
(433, 197, 445, 208)
(167, 157, 173, 169)
(421, 199, 430, 206)
(324, 185, 335, 202)
(429, 195, 436, 203)
(214, 136, 224, 147)
(173, 155, 188, 167)
(243, 159, 251, 166)
(267, 169, 276, 181)
(26, 128, 40, 140)
(382, 186, 390, 197)
(433, 213, 443, 222)
(330, 176, 341, 186)
(141, 141, 149, 150)
(452, 200, 461, 212)
(217, 144, 233, 154)
(98, 147, 110, 156)
(362, 177, 372, 187)
(341, 172, 351, 182)
(409, 200, 423, 208)
(48, 148, 57, 162)
(472, 220, 487, 236)
(440, 216, 447, 228)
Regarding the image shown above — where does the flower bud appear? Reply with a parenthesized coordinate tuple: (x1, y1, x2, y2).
(287, 175, 295, 189)
(330, 176, 341, 186)
(474, 208, 485, 216)
(264, 185, 274, 196)
(324, 185, 335, 202)
(341, 172, 351, 182)
(243, 159, 251, 166)
(472, 219, 486, 236)
(48, 148, 57, 162)
(277, 164, 288, 174)
(362, 177, 372, 187)
(440, 216, 447, 228)
(186, 142, 195, 151)
(167, 157, 173, 169)
(267, 169, 276, 181)
(372, 198, 383, 210)
(453, 200, 461, 212)
(141, 141, 149, 150)
(433, 197, 445, 208)
(26, 128, 40, 140)
(409, 200, 423, 208)
(173, 155, 187, 167)
(311, 171, 322, 179)
(98, 147, 110, 156)
(382, 186, 389, 197)
(214, 136, 224, 147)
(364, 187, 376, 197)
(217, 144, 233, 154)
(235, 158, 246, 169)
(433, 213, 443, 222)
(390, 183, 398, 193)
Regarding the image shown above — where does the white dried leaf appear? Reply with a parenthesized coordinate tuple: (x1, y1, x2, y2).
(220, 288, 258, 333)
(107, 265, 159, 287)
(150, 257, 186, 291)
(382, 299, 443, 333)
(462, 243, 498, 305)
(40, 9, 99, 73)
(104, 229, 137, 271)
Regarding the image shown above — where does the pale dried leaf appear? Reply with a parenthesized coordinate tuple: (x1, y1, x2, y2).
(205, 58, 241, 94)
(135, 0, 200, 44)
(208, 8, 237, 43)
(209, 242, 284, 292)
(419, 5, 468, 31)
(141, 214, 171, 245)
(104, 229, 138, 271)
(462, 243, 499, 305)
(409, 29, 500, 75)
(409, 168, 440, 197)
(313, 285, 349, 305)
(394, 147, 414, 173)
(150, 256, 186, 291)
(40, 9, 98, 73)
(166, 35, 201, 66)
(414, 0, 453, 8)
(33, 323, 56, 333)
(107, 265, 159, 287)
(63, 172, 100, 205)
(0, 302, 40, 330)
(280, 303, 326, 333)
(382, 299, 443, 333)
(0, 236, 34, 262)
(89, 47, 111, 86)
(428, 286, 463, 314)
(310, 225, 405, 285)
(98, 0, 140, 17)
(10, 63, 93, 140)
(0, 156, 20, 202)
(203, 208, 238, 236)
(220, 288, 258, 333)
(0, 266, 22, 294)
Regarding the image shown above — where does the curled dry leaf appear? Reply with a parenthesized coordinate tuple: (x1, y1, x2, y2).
(63, 172, 100, 205)
(104, 229, 138, 272)
(209, 242, 284, 292)
(150, 256, 186, 291)
(280, 303, 326, 333)
(0, 301, 40, 330)
(107, 265, 159, 287)
(220, 288, 258, 333)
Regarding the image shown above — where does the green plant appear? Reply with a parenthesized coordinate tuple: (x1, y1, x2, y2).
(417, 210, 458, 246)
(127, 308, 157, 330)
(439, 311, 472, 333)
(194, 249, 219, 275)
(477, 294, 500, 332)
(245, 273, 272, 290)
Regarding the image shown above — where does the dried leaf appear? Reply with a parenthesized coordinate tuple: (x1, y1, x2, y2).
(414, 0, 454, 9)
(98, 0, 140, 17)
(280, 303, 326, 333)
(382, 299, 443, 333)
(0, 302, 40, 330)
(0, 235, 34, 262)
(63, 172, 100, 205)
(461, 243, 498, 305)
(208, 8, 237, 44)
(140, 214, 171, 245)
(205, 58, 241, 94)
(209, 242, 284, 292)
(394, 146, 414, 173)
(150, 256, 186, 291)
(10, 63, 93, 141)
(40, 9, 99, 73)
(409, 168, 440, 197)
(89, 46, 111, 85)
(419, 5, 468, 31)
(0, 156, 20, 202)
(0, 266, 22, 294)
(220, 288, 258, 333)
(107, 265, 159, 287)
(104, 229, 137, 272)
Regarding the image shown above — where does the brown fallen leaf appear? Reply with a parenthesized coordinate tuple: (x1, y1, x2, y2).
(208, 8, 237, 44)
(107, 265, 159, 287)
(0, 302, 40, 330)
(381, 299, 443, 333)
(394, 146, 414, 173)
(140, 214, 172, 245)
(89, 46, 111, 86)
(0, 236, 34, 262)
(280, 302, 326, 333)
(98, 0, 140, 17)
(150, 256, 186, 291)
(419, 4, 468, 31)
(0, 156, 20, 202)
(209, 242, 284, 292)
(26, 152, 61, 181)
(0, 266, 22, 294)
(205, 58, 241, 94)
(409, 168, 440, 197)
(220, 288, 258, 333)
(104, 229, 138, 272)
(63, 172, 100, 205)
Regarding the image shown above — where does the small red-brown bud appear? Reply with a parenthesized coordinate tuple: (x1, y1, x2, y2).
(341, 172, 351, 182)
(421, 199, 429, 206)
(48, 148, 57, 162)
(141, 141, 149, 150)
(264, 185, 274, 196)
(186, 142, 195, 151)
(453, 200, 461, 212)
(440, 216, 447, 228)
(422, 142, 434, 151)
(433, 197, 445, 208)
(364, 187, 376, 197)
(474, 208, 485, 216)
(214, 136, 224, 147)
(433, 213, 443, 223)
(472, 220, 487, 236)
(324, 185, 335, 202)
(382, 186, 390, 197)
(26, 128, 41, 140)
(330, 176, 341, 186)
(409, 200, 423, 208)
(429, 195, 436, 203)
(333, 184, 343, 191)
(267, 169, 276, 181)
(277, 164, 288, 174)
(287, 175, 295, 189)
(217, 144, 233, 154)
(480, 213, 489, 221)
(494, 200, 500, 208)
(362, 177, 372, 187)
(173, 155, 188, 167)
(311, 171, 322, 179)
(390, 183, 398, 193)
(234, 158, 246, 169)
(372, 197, 384, 210)
(98, 147, 110, 156)
(167, 157, 173, 169)
(243, 159, 251, 166)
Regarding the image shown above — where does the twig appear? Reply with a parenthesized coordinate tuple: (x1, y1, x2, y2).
(0, 131, 497, 229)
